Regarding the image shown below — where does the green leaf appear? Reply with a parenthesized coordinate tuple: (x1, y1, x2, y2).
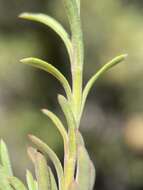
(19, 13, 72, 59)
(58, 95, 76, 129)
(20, 58, 72, 101)
(28, 136, 64, 190)
(89, 161, 96, 190)
(0, 180, 13, 190)
(27, 159, 57, 190)
(63, 0, 84, 67)
(0, 166, 13, 190)
(81, 54, 128, 118)
(0, 140, 13, 176)
(42, 109, 68, 154)
(58, 94, 76, 158)
(26, 170, 38, 190)
(76, 131, 95, 190)
(75, 0, 80, 12)
(62, 0, 83, 119)
(48, 167, 58, 190)
(58, 95, 77, 187)
(27, 147, 37, 164)
(63, 0, 79, 24)
(76, 131, 85, 147)
(28, 147, 51, 190)
(9, 177, 27, 190)
(34, 151, 51, 190)
(76, 145, 96, 190)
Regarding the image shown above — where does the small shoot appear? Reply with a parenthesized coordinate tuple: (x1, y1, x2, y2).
(0, 0, 128, 190)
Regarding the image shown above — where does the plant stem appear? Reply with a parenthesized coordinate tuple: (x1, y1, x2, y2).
(62, 1, 84, 189)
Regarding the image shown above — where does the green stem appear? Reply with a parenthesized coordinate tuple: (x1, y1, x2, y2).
(72, 66, 83, 120)
(63, 0, 84, 118)
(62, 1, 84, 189)
(64, 128, 77, 190)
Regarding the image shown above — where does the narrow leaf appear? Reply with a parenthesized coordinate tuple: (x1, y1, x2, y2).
(28, 135, 64, 189)
(0, 180, 13, 190)
(19, 13, 72, 58)
(58, 95, 77, 186)
(9, 177, 27, 190)
(75, 0, 80, 13)
(63, 0, 84, 67)
(76, 131, 85, 147)
(58, 95, 76, 129)
(0, 140, 13, 176)
(0, 166, 13, 190)
(81, 54, 128, 118)
(48, 167, 58, 190)
(58, 95, 76, 158)
(42, 109, 68, 154)
(27, 147, 37, 164)
(35, 151, 50, 190)
(76, 145, 96, 190)
(26, 170, 37, 190)
(89, 161, 96, 190)
(20, 58, 72, 100)
(27, 149, 51, 190)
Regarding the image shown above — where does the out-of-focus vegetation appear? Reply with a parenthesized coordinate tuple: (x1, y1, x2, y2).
(1, 0, 143, 190)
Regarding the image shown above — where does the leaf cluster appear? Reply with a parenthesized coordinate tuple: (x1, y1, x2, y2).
(0, 0, 127, 190)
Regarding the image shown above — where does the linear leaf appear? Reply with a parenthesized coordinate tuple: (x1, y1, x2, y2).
(76, 131, 85, 147)
(26, 170, 37, 190)
(75, 0, 80, 12)
(58, 95, 77, 158)
(58, 95, 76, 157)
(58, 95, 76, 129)
(28, 135, 64, 190)
(19, 13, 72, 58)
(48, 167, 58, 190)
(0, 180, 13, 190)
(58, 95, 77, 186)
(20, 58, 72, 100)
(9, 177, 27, 190)
(76, 132, 95, 190)
(76, 145, 96, 190)
(81, 54, 128, 118)
(89, 161, 96, 190)
(0, 140, 13, 176)
(28, 149, 57, 190)
(42, 109, 68, 154)
(0, 166, 13, 190)
(27, 147, 37, 164)
(0, 182, 13, 190)
(35, 151, 50, 190)
(63, 0, 84, 67)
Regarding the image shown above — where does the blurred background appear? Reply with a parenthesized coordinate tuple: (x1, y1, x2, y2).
(1, 0, 143, 190)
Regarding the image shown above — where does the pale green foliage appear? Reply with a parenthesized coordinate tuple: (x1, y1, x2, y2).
(19, 13, 72, 61)
(21, 58, 72, 101)
(0, 0, 127, 190)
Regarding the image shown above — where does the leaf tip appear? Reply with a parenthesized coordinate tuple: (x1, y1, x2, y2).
(0, 139, 7, 151)
(28, 134, 34, 141)
(18, 12, 29, 19)
(57, 94, 67, 103)
(20, 57, 33, 64)
(121, 53, 128, 60)
(27, 146, 37, 162)
(0, 139, 5, 145)
(41, 109, 49, 116)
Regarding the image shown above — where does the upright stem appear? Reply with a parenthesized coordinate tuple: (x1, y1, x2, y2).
(63, 1, 84, 189)
(63, 0, 84, 120)
(71, 15, 84, 120)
